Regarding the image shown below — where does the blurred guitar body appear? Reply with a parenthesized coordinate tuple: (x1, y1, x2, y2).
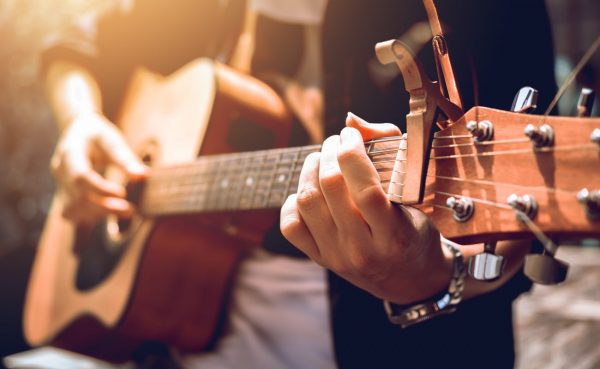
(24, 59, 293, 361)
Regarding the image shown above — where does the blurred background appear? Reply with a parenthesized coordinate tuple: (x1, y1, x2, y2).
(0, 0, 598, 367)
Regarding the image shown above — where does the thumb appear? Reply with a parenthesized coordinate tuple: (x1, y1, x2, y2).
(98, 125, 147, 179)
(346, 112, 401, 141)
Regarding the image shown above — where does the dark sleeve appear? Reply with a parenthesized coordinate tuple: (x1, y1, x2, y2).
(40, 12, 100, 75)
(40, 0, 247, 120)
(328, 269, 532, 369)
(250, 12, 307, 103)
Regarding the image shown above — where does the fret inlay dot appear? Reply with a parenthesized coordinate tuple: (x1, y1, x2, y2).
(246, 177, 254, 186)
(221, 179, 229, 188)
(277, 174, 286, 183)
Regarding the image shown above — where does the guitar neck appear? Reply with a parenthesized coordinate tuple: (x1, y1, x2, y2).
(140, 145, 320, 215)
(139, 137, 403, 216)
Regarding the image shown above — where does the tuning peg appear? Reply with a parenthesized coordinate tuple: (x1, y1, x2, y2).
(446, 196, 474, 222)
(591, 128, 600, 146)
(466, 120, 494, 142)
(524, 252, 569, 285)
(577, 188, 600, 220)
(468, 242, 504, 281)
(507, 193, 538, 220)
(524, 123, 554, 148)
(511, 86, 539, 113)
(577, 88, 595, 117)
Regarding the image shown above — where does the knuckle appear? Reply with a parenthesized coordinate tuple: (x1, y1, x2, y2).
(302, 152, 321, 170)
(280, 215, 304, 241)
(304, 151, 321, 163)
(337, 146, 363, 166)
(319, 171, 344, 193)
(71, 171, 90, 187)
(348, 250, 379, 275)
(296, 186, 321, 211)
(49, 155, 61, 176)
(356, 183, 387, 206)
(61, 202, 83, 222)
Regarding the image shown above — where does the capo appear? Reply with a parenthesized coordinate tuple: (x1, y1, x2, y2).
(374, 0, 464, 205)
(375, 39, 462, 204)
(422, 0, 463, 110)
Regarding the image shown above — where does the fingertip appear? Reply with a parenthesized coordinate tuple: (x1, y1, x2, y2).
(346, 112, 401, 140)
(340, 126, 363, 144)
(126, 163, 148, 179)
(346, 112, 369, 128)
(280, 194, 298, 227)
(103, 197, 136, 217)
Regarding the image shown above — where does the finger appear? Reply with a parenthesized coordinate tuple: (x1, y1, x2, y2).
(338, 126, 394, 232)
(97, 124, 146, 177)
(89, 194, 137, 217)
(64, 149, 126, 198)
(61, 192, 105, 224)
(295, 152, 336, 247)
(62, 193, 135, 223)
(280, 194, 321, 261)
(346, 112, 401, 140)
(318, 135, 368, 233)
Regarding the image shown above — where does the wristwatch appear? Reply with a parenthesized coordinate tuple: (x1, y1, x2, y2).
(383, 237, 466, 328)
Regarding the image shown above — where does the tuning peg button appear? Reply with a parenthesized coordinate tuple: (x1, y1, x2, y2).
(468, 242, 504, 281)
(591, 128, 600, 146)
(577, 188, 600, 220)
(524, 253, 569, 285)
(512, 86, 539, 113)
(577, 88, 595, 117)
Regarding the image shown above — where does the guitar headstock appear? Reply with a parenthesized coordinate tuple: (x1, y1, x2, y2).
(419, 106, 600, 244)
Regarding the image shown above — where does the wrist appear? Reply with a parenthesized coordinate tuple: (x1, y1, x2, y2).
(384, 238, 466, 327)
(379, 234, 453, 305)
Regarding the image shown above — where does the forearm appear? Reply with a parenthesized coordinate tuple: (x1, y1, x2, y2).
(44, 60, 103, 132)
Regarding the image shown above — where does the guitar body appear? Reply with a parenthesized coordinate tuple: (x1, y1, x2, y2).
(24, 59, 292, 361)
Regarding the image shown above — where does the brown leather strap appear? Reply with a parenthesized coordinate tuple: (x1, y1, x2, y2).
(422, 0, 463, 110)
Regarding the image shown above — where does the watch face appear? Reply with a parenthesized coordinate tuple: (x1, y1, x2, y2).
(436, 293, 451, 309)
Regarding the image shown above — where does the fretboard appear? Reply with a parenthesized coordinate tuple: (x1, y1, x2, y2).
(139, 137, 403, 216)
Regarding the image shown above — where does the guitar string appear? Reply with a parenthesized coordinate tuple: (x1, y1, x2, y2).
(429, 175, 582, 195)
(543, 35, 600, 118)
(145, 158, 399, 187)
(144, 163, 585, 203)
(142, 140, 594, 203)
(142, 157, 587, 212)
(430, 191, 575, 252)
(431, 190, 514, 210)
(431, 138, 530, 149)
(145, 140, 596, 187)
(144, 118, 599, 182)
(430, 143, 597, 160)
(140, 124, 598, 212)
(142, 130, 530, 178)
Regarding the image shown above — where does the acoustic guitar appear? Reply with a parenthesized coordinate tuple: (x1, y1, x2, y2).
(24, 55, 600, 361)
(24, 59, 294, 361)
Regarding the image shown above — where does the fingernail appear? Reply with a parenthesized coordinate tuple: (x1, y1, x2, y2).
(128, 163, 147, 176)
(347, 111, 369, 125)
(340, 126, 357, 142)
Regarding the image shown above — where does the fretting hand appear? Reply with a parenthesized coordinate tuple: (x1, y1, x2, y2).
(281, 113, 452, 305)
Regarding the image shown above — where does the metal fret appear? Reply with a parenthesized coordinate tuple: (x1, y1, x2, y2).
(283, 147, 302, 201)
(204, 156, 222, 211)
